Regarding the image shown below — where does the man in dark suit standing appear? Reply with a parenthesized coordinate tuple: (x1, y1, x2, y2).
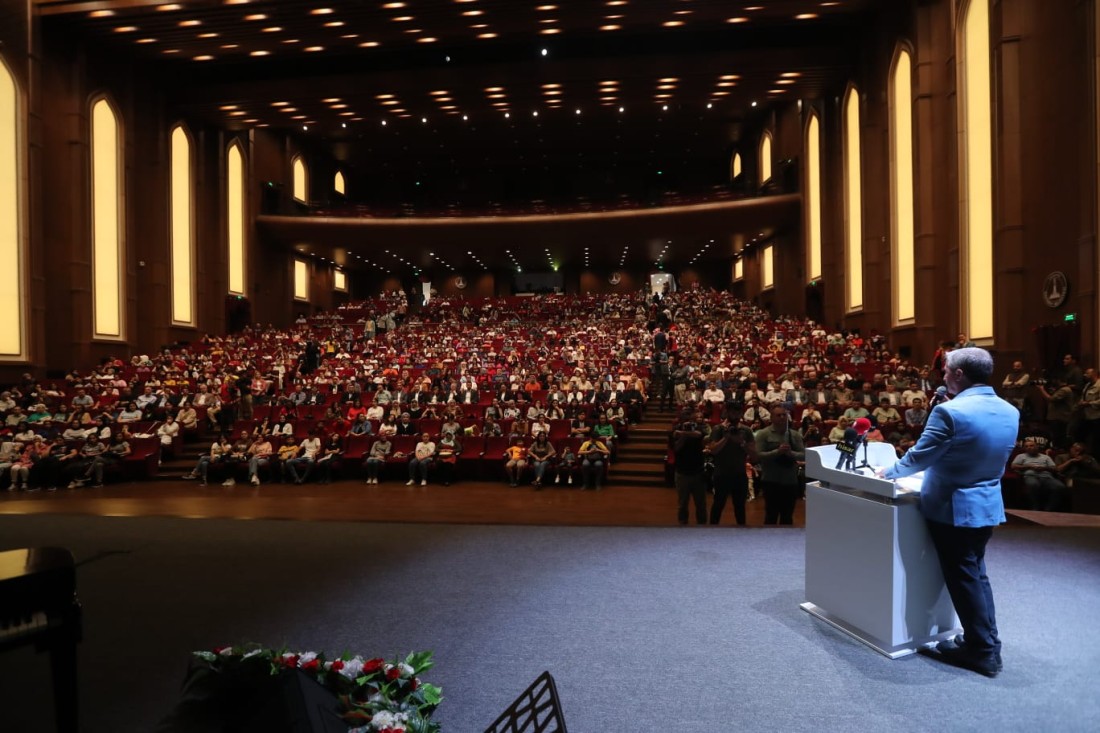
(879, 347, 1017, 677)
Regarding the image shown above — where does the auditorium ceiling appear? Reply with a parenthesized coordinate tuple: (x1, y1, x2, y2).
(38, 0, 885, 274)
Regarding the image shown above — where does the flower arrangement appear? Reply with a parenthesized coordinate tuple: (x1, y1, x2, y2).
(191, 645, 443, 733)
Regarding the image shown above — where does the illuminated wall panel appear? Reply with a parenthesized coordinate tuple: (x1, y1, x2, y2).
(227, 143, 246, 295)
(759, 133, 772, 185)
(293, 156, 307, 203)
(961, 0, 994, 340)
(294, 259, 308, 300)
(334, 170, 345, 195)
(0, 58, 22, 356)
(170, 126, 195, 325)
(92, 98, 123, 338)
(334, 268, 347, 291)
(891, 49, 916, 324)
(844, 88, 864, 312)
(762, 245, 774, 290)
(806, 113, 822, 281)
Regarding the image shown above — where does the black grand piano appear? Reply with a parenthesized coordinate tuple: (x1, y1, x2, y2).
(0, 547, 82, 733)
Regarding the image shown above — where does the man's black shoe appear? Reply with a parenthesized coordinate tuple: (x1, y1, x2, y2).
(936, 636, 1003, 670)
(930, 638, 1001, 677)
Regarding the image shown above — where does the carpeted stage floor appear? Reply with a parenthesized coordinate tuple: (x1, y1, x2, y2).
(1, 515, 1098, 733)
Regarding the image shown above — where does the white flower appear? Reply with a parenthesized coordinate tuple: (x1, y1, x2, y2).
(241, 649, 264, 660)
(298, 652, 319, 665)
(218, 647, 234, 656)
(371, 710, 408, 730)
(339, 656, 364, 679)
(397, 662, 414, 677)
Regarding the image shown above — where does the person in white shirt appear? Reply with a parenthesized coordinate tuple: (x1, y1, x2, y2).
(702, 383, 726, 404)
(286, 430, 322, 484)
(764, 382, 787, 405)
(743, 382, 766, 405)
(406, 432, 436, 486)
(157, 416, 180, 458)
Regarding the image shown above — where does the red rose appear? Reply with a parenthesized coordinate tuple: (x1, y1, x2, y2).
(331, 660, 345, 671)
(385, 667, 401, 681)
(408, 678, 419, 692)
(302, 658, 320, 672)
(212, 646, 231, 655)
(283, 655, 300, 668)
(363, 658, 384, 674)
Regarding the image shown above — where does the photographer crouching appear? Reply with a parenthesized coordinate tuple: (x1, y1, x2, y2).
(754, 405, 806, 525)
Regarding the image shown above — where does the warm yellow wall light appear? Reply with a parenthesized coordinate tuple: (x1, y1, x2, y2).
(759, 132, 772, 185)
(227, 142, 246, 295)
(170, 126, 195, 325)
(806, 112, 822, 281)
(294, 259, 308, 300)
(844, 87, 864, 312)
(92, 98, 123, 338)
(891, 48, 916, 325)
(961, 0, 994, 341)
(0, 58, 23, 356)
(762, 245, 775, 290)
(293, 156, 307, 203)
(334, 170, 345, 195)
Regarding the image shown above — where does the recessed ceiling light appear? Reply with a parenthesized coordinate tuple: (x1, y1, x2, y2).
(262, 26, 282, 32)
(89, 9, 115, 17)
(537, 4, 558, 10)
(271, 101, 289, 106)
(795, 13, 819, 19)
(114, 26, 138, 33)
(478, 32, 497, 38)
(244, 14, 268, 21)
(418, 37, 437, 43)
(662, 20, 684, 27)
(198, 32, 219, 38)
(323, 21, 345, 27)
(136, 38, 158, 44)
(462, 10, 483, 15)
(392, 15, 414, 21)
(219, 104, 238, 110)
(383, 2, 406, 8)
(157, 3, 181, 11)
(540, 28, 560, 34)
(179, 19, 201, 27)
(310, 7, 335, 14)
(600, 24, 621, 31)
(250, 50, 270, 56)
(359, 41, 380, 47)
(194, 55, 215, 61)
(727, 17, 749, 23)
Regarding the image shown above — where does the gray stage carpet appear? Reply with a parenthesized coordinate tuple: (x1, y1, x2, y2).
(0, 515, 1097, 733)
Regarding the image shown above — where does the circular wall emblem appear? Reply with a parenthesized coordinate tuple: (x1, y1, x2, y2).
(1042, 271, 1068, 308)
(608, 272, 622, 285)
(454, 275, 468, 290)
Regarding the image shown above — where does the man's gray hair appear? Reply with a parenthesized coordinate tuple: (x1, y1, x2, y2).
(945, 347, 994, 384)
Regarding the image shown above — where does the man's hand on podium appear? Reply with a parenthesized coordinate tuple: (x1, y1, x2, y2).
(874, 468, 888, 479)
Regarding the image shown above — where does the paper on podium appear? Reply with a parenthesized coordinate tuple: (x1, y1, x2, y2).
(804, 444, 922, 499)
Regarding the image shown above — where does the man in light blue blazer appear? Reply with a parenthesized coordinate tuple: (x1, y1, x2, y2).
(878, 347, 1017, 677)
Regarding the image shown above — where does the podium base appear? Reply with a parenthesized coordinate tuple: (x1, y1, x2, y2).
(800, 602, 960, 659)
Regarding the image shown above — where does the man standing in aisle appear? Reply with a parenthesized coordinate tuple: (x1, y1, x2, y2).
(754, 405, 805, 525)
(878, 347, 1016, 677)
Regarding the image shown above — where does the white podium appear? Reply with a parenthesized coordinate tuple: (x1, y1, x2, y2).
(800, 444, 960, 658)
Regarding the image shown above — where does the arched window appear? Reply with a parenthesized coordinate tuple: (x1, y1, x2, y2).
(292, 156, 308, 203)
(334, 170, 346, 196)
(227, 141, 246, 295)
(0, 56, 24, 357)
(959, 0, 994, 341)
(170, 125, 195, 326)
(805, 111, 822, 282)
(730, 152, 742, 180)
(758, 132, 772, 186)
(890, 47, 916, 325)
(843, 86, 864, 312)
(91, 97, 124, 339)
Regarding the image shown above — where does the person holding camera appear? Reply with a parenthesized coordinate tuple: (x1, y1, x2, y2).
(754, 405, 805, 525)
(671, 409, 708, 525)
(707, 414, 757, 526)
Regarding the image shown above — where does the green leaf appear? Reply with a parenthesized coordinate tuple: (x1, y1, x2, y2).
(419, 684, 443, 706)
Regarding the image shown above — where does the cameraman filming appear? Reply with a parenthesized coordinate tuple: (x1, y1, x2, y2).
(671, 408, 708, 525)
(754, 405, 806, 525)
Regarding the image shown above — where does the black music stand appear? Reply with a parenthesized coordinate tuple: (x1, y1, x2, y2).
(483, 671, 569, 733)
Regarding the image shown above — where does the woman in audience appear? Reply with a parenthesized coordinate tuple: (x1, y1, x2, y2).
(315, 432, 344, 484)
(827, 416, 851, 445)
(527, 433, 556, 489)
(406, 432, 436, 486)
(117, 402, 143, 424)
(435, 431, 461, 486)
(363, 434, 391, 484)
